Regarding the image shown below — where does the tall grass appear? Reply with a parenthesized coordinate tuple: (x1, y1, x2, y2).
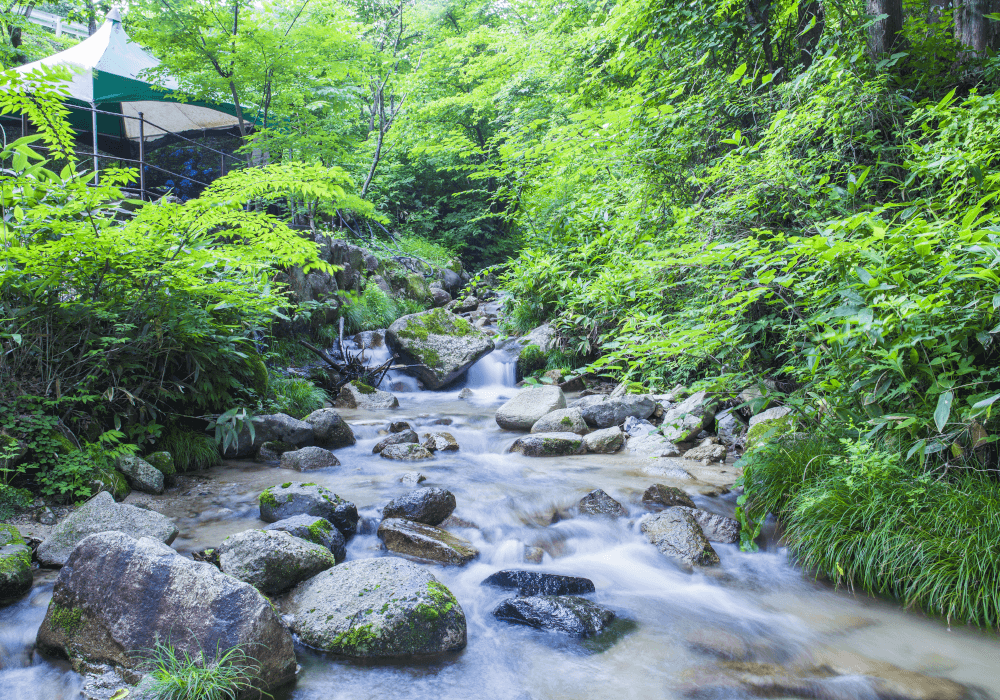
(340, 284, 428, 334)
(144, 640, 262, 700)
(267, 373, 327, 419)
(155, 425, 222, 472)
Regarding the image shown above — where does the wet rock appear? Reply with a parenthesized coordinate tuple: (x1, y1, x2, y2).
(145, 451, 176, 486)
(578, 489, 628, 518)
(482, 570, 596, 596)
(433, 417, 453, 425)
(387, 309, 495, 389)
(36, 506, 58, 525)
(382, 487, 456, 526)
(642, 484, 696, 510)
(38, 532, 296, 692)
(523, 546, 545, 564)
(624, 416, 656, 437)
(422, 431, 460, 452)
(353, 330, 385, 349)
(431, 287, 452, 307)
(686, 628, 755, 661)
(114, 454, 164, 495)
(257, 441, 293, 462)
(259, 482, 358, 536)
(0, 525, 32, 605)
(399, 471, 427, 486)
(389, 421, 412, 433)
(642, 460, 695, 480)
(377, 518, 479, 565)
(660, 391, 718, 443)
(584, 426, 624, 454)
(37, 492, 178, 567)
(264, 515, 346, 562)
(683, 443, 727, 463)
(373, 429, 420, 454)
(285, 557, 467, 657)
(224, 412, 316, 458)
(492, 596, 616, 638)
(335, 381, 400, 410)
(627, 432, 682, 459)
(639, 509, 720, 567)
(672, 507, 739, 544)
(496, 386, 567, 431)
(440, 515, 479, 529)
(279, 446, 341, 471)
(458, 388, 474, 399)
(509, 432, 587, 457)
(304, 408, 356, 448)
(531, 408, 587, 435)
(380, 443, 435, 461)
(811, 649, 970, 700)
(579, 394, 657, 429)
(218, 529, 336, 595)
(715, 409, 743, 447)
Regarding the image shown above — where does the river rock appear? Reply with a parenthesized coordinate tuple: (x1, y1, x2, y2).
(523, 547, 545, 564)
(389, 421, 412, 433)
(530, 408, 587, 435)
(422, 432, 460, 452)
(578, 489, 628, 517)
(259, 482, 358, 536)
(37, 492, 178, 567)
(746, 406, 795, 450)
(683, 442, 727, 463)
(715, 409, 742, 447)
(279, 446, 341, 471)
(584, 426, 624, 453)
(639, 509, 720, 567)
(431, 287, 452, 307)
(387, 309, 495, 389)
(335, 381, 400, 410)
(145, 451, 176, 486)
(114, 454, 164, 495)
(519, 323, 557, 353)
(36, 532, 296, 691)
(624, 416, 656, 437)
(627, 432, 682, 458)
(382, 487, 456, 526)
(218, 529, 336, 595)
(380, 443, 435, 461)
(496, 386, 567, 431)
(579, 394, 657, 429)
(224, 412, 316, 458)
(642, 484, 696, 510)
(0, 524, 32, 605)
(304, 408, 356, 448)
(482, 570, 596, 596)
(264, 515, 346, 562)
(509, 432, 586, 457)
(373, 429, 419, 454)
(660, 391, 718, 443)
(492, 596, 616, 638)
(458, 387, 474, 399)
(672, 507, 740, 544)
(400, 471, 427, 486)
(285, 557, 467, 657)
(377, 518, 479, 565)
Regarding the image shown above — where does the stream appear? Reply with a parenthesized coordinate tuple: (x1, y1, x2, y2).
(2, 345, 999, 700)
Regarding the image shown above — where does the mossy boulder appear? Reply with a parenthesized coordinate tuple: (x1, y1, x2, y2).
(516, 344, 547, 379)
(639, 508, 720, 567)
(509, 432, 586, 457)
(745, 406, 795, 451)
(217, 529, 336, 596)
(387, 309, 495, 390)
(303, 408, 355, 448)
(145, 451, 176, 485)
(0, 524, 32, 606)
(93, 468, 131, 502)
(258, 482, 358, 536)
(115, 454, 165, 495)
(377, 519, 479, 565)
(530, 408, 587, 435)
(335, 381, 400, 410)
(264, 515, 346, 562)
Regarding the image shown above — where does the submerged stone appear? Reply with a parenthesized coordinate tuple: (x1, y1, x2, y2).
(481, 570, 596, 597)
(492, 596, 616, 638)
(377, 518, 479, 565)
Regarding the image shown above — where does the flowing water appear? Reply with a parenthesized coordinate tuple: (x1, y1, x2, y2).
(3, 348, 999, 700)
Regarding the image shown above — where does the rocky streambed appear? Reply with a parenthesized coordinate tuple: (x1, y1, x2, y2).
(2, 359, 1000, 700)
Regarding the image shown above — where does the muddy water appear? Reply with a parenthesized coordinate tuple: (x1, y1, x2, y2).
(2, 354, 999, 700)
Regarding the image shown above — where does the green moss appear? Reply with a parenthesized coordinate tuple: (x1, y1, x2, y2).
(145, 451, 176, 478)
(745, 412, 796, 452)
(306, 518, 333, 542)
(332, 623, 380, 653)
(426, 581, 456, 615)
(49, 431, 76, 455)
(517, 344, 547, 377)
(351, 380, 376, 395)
(421, 348, 441, 368)
(50, 604, 84, 636)
(560, 416, 574, 427)
(281, 482, 292, 488)
(244, 351, 270, 396)
(259, 489, 279, 509)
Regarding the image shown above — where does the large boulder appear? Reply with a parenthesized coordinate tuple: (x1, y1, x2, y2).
(0, 524, 32, 605)
(218, 529, 336, 595)
(387, 309, 495, 390)
(531, 408, 587, 435)
(335, 381, 400, 410)
(373, 430, 419, 454)
(578, 489, 628, 517)
(114, 454, 164, 495)
(492, 596, 616, 638)
(304, 408, 355, 448)
(224, 413, 316, 458)
(264, 515, 346, 562)
(382, 487, 456, 526)
(37, 492, 178, 567)
(639, 509, 720, 567)
(672, 506, 740, 544)
(258, 482, 358, 536)
(642, 484, 696, 510)
(380, 443, 434, 461)
(509, 432, 586, 457)
(660, 391, 718, 443)
(285, 557, 467, 657)
(377, 518, 479, 565)
(496, 386, 566, 431)
(279, 446, 341, 471)
(145, 451, 176, 486)
(584, 427, 624, 454)
(35, 532, 296, 692)
(482, 570, 595, 597)
(578, 395, 657, 429)
(431, 287, 452, 307)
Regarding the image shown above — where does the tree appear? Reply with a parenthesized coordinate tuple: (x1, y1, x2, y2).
(954, 0, 1000, 56)
(866, 0, 905, 56)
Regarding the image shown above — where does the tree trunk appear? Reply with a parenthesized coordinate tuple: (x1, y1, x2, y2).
(866, 0, 904, 56)
(955, 0, 1000, 56)
(797, 0, 825, 67)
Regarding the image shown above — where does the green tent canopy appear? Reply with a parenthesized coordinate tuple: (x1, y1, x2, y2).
(14, 9, 242, 140)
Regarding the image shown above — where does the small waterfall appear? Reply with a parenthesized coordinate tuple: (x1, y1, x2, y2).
(338, 332, 420, 392)
(466, 349, 517, 389)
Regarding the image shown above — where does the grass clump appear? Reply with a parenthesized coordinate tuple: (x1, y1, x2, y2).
(144, 640, 261, 700)
(517, 344, 546, 378)
(156, 425, 222, 473)
(268, 372, 327, 419)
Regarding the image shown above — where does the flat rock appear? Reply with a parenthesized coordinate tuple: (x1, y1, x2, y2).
(531, 408, 587, 435)
(627, 433, 681, 459)
(377, 518, 479, 565)
(482, 570, 596, 596)
(584, 426, 624, 454)
(380, 443, 435, 461)
(422, 431, 460, 452)
(579, 394, 657, 429)
(399, 471, 427, 486)
(336, 381, 400, 410)
(259, 482, 358, 536)
(114, 454, 164, 495)
(673, 506, 740, 544)
(373, 430, 419, 454)
(304, 408, 356, 448)
(387, 309, 495, 389)
(0, 525, 32, 605)
(218, 529, 336, 595)
(37, 492, 178, 567)
(279, 446, 341, 471)
(639, 508, 720, 567)
(509, 432, 586, 457)
(683, 443, 727, 463)
(642, 484, 696, 510)
(492, 596, 616, 638)
(496, 386, 567, 431)
(382, 487, 456, 526)
(264, 514, 346, 562)
(578, 489, 628, 517)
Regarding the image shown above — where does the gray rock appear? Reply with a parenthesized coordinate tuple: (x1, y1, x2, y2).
(353, 330, 385, 349)
(627, 433, 682, 458)
(37, 492, 178, 567)
(285, 557, 467, 657)
(145, 451, 176, 486)
(672, 507, 740, 544)
(336, 381, 400, 410)
(259, 482, 358, 536)
(257, 441, 291, 462)
(509, 432, 586, 457)
(530, 408, 587, 435)
(453, 295, 479, 312)
(389, 421, 412, 433)
(578, 489, 628, 517)
(114, 454, 164, 495)
(716, 409, 742, 447)
(584, 427, 624, 454)
(373, 429, 419, 454)
(496, 386, 567, 431)
(35, 532, 296, 692)
(492, 596, 616, 638)
(579, 394, 657, 429)
(422, 432, 460, 452)
(746, 406, 795, 450)
(377, 518, 479, 565)
(399, 471, 427, 486)
(431, 288, 452, 307)
(683, 443, 727, 463)
(442, 269, 462, 294)
(0, 525, 32, 605)
(264, 515, 346, 562)
(624, 416, 656, 437)
(218, 529, 336, 595)
(279, 446, 341, 471)
(482, 570, 596, 596)
(458, 388, 474, 399)
(518, 323, 557, 353)
(523, 546, 545, 564)
(660, 391, 718, 443)
(639, 509, 720, 566)
(224, 412, 316, 458)
(380, 443, 435, 461)
(382, 487, 456, 526)
(387, 309, 495, 389)
(642, 484, 696, 510)
(304, 408, 356, 448)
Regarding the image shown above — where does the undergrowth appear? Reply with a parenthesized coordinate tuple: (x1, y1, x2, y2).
(144, 640, 262, 700)
(154, 425, 222, 472)
(267, 372, 327, 419)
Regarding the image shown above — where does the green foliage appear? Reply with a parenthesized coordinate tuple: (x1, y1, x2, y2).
(0, 484, 32, 520)
(154, 425, 221, 473)
(144, 640, 262, 700)
(267, 373, 327, 419)
(341, 284, 399, 334)
(517, 344, 547, 377)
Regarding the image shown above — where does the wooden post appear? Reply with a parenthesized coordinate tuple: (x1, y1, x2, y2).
(90, 102, 99, 185)
(138, 112, 145, 200)
(220, 152, 225, 177)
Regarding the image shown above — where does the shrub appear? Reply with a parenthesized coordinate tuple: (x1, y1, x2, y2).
(144, 641, 260, 700)
(268, 373, 327, 419)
